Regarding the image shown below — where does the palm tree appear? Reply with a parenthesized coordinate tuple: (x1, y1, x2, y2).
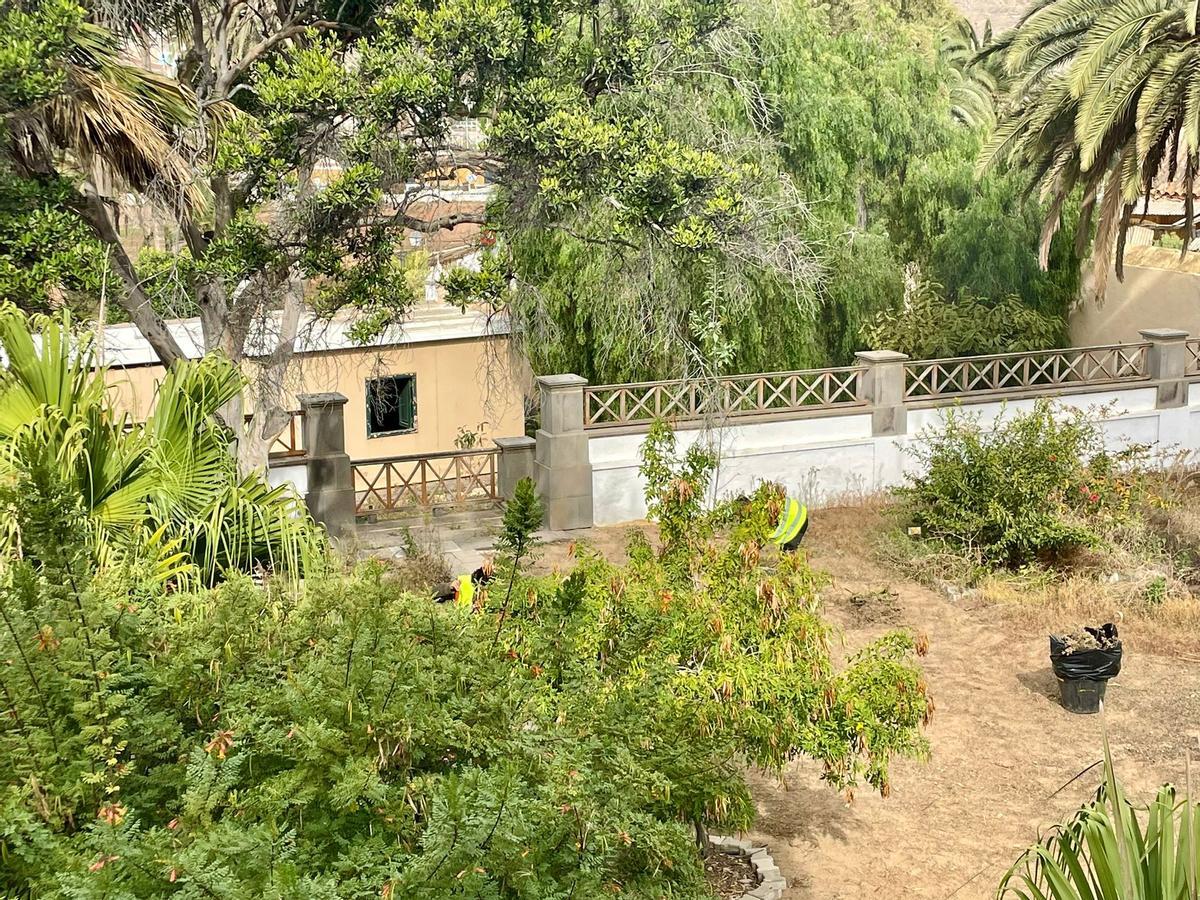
(940, 17, 1005, 131)
(2, 4, 203, 364)
(981, 0, 1200, 301)
(0, 306, 324, 584)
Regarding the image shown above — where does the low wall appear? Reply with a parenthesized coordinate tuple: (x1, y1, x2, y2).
(589, 385, 1195, 525)
(526, 332, 1200, 530)
(267, 459, 309, 497)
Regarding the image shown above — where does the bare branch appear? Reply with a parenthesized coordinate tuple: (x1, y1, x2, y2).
(215, 19, 354, 96)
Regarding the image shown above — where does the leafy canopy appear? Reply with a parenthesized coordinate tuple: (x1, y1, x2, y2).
(0, 421, 931, 898)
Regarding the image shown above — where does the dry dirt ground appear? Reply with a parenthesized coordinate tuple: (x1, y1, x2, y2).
(537, 510, 1200, 900)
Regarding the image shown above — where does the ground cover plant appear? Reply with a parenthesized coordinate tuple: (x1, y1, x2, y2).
(0, 414, 930, 897)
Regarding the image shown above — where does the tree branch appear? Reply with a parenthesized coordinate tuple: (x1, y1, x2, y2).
(215, 20, 353, 96)
(74, 183, 187, 367)
(395, 210, 489, 233)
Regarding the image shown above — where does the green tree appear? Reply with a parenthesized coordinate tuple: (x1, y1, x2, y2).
(984, 0, 1200, 302)
(1, 0, 818, 469)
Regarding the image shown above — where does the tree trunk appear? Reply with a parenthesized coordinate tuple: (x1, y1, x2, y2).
(238, 273, 305, 475)
(76, 187, 187, 367)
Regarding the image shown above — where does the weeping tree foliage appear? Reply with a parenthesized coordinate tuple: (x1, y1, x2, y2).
(984, 0, 1200, 303)
(0, 307, 323, 583)
(468, 0, 1090, 381)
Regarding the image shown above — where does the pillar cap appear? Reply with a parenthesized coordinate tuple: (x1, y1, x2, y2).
(1139, 328, 1189, 342)
(537, 374, 588, 390)
(854, 350, 910, 363)
(298, 392, 349, 408)
(494, 435, 536, 450)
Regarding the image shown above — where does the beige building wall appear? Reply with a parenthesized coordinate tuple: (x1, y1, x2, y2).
(294, 337, 525, 460)
(103, 336, 527, 461)
(1070, 254, 1200, 345)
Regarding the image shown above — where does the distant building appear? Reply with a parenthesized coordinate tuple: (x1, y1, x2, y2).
(100, 304, 527, 462)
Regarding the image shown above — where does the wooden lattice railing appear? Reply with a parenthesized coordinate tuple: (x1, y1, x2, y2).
(353, 448, 500, 512)
(266, 411, 304, 459)
(1188, 340, 1200, 377)
(584, 367, 864, 428)
(902, 344, 1150, 400)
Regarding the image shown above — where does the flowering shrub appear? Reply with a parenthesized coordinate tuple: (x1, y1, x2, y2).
(899, 400, 1146, 567)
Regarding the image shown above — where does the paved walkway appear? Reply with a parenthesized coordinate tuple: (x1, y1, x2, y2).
(355, 512, 576, 574)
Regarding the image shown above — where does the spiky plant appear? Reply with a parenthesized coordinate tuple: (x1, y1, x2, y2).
(1000, 735, 1199, 899)
(983, 0, 1200, 301)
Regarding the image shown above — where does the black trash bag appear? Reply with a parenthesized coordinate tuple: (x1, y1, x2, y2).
(1049, 623, 1122, 681)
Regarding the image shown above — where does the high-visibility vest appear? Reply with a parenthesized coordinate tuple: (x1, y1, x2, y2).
(456, 573, 474, 607)
(769, 498, 808, 550)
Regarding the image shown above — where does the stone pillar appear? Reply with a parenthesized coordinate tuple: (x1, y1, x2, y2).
(299, 392, 356, 540)
(1139, 328, 1190, 408)
(534, 375, 594, 530)
(855, 350, 910, 436)
(494, 435, 536, 499)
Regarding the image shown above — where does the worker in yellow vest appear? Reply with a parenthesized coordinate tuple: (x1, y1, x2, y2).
(432, 561, 495, 605)
(768, 497, 809, 552)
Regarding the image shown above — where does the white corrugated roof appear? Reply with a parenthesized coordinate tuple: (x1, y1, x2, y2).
(97, 304, 510, 368)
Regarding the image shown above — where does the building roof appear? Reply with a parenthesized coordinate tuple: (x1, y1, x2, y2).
(1151, 181, 1195, 203)
(98, 304, 510, 369)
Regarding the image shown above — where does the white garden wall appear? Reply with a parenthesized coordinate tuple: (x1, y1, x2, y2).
(588, 385, 1199, 527)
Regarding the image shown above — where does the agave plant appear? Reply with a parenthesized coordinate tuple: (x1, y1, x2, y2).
(0, 305, 324, 583)
(999, 737, 1199, 899)
(983, 0, 1200, 301)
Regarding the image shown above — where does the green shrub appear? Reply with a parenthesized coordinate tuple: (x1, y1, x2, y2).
(999, 737, 1199, 899)
(899, 400, 1143, 568)
(860, 277, 1066, 360)
(0, 429, 931, 898)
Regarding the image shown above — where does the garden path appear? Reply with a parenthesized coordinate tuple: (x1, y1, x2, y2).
(533, 511, 1200, 900)
(747, 506, 1200, 900)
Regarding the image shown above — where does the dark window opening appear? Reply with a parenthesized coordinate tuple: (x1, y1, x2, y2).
(367, 374, 416, 436)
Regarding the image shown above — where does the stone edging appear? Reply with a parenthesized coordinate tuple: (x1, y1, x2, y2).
(709, 834, 786, 900)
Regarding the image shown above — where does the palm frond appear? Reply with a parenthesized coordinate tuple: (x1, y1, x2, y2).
(5, 18, 203, 211)
(0, 309, 325, 584)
